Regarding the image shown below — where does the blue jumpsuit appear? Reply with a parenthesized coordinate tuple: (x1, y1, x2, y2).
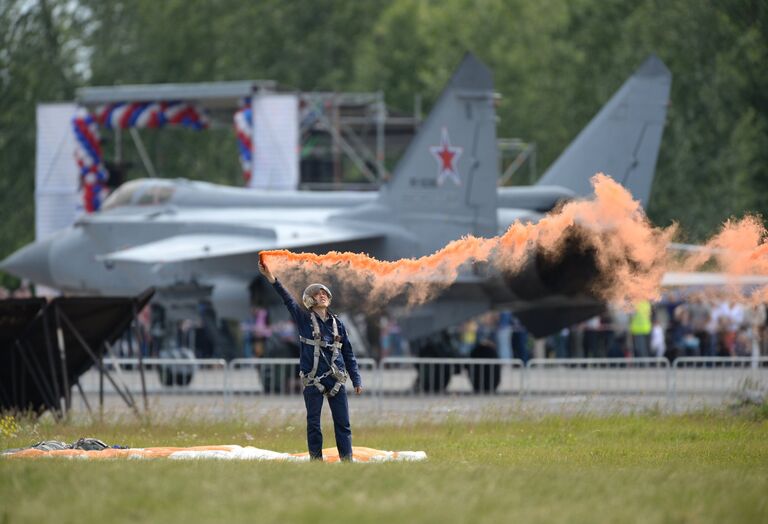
(272, 279, 362, 460)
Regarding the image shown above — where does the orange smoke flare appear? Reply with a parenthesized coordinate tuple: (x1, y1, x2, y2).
(260, 174, 768, 311)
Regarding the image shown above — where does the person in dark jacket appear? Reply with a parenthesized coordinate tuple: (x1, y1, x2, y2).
(258, 259, 363, 461)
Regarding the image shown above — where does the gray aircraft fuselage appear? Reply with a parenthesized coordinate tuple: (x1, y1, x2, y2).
(2, 53, 671, 338)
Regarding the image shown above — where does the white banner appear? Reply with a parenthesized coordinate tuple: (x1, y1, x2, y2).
(35, 103, 80, 240)
(251, 94, 298, 189)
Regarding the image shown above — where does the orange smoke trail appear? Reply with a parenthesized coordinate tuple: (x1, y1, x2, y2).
(261, 174, 679, 312)
(262, 174, 768, 311)
(678, 214, 768, 303)
(683, 216, 768, 275)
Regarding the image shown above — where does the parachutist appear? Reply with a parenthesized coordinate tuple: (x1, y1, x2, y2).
(259, 257, 363, 461)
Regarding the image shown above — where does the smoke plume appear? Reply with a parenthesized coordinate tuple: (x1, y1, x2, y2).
(260, 174, 768, 311)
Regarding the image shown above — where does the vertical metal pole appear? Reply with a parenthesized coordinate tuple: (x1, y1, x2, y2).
(332, 95, 342, 185)
(99, 349, 104, 418)
(114, 126, 122, 162)
(480, 363, 485, 395)
(670, 360, 677, 413)
(40, 306, 63, 416)
(376, 92, 385, 182)
(223, 360, 230, 412)
(131, 302, 149, 414)
(375, 361, 382, 416)
(58, 310, 140, 418)
(54, 305, 72, 417)
(414, 94, 422, 125)
(129, 128, 158, 178)
(75, 381, 92, 415)
(16, 340, 61, 419)
(751, 328, 759, 370)
(521, 361, 528, 401)
(429, 363, 434, 397)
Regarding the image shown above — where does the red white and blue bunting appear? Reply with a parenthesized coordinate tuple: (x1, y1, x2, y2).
(233, 98, 253, 184)
(71, 102, 209, 212)
(71, 109, 108, 212)
(94, 101, 209, 130)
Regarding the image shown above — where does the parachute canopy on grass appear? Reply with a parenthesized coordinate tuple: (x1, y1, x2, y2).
(3, 444, 427, 463)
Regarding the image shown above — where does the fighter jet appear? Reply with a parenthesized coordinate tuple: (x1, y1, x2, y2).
(1, 53, 671, 340)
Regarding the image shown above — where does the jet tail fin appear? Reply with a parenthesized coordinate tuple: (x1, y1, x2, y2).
(373, 53, 499, 256)
(536, 54, 672, 207)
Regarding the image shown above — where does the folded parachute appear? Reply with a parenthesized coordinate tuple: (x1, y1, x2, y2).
(2, 441, 427, 463)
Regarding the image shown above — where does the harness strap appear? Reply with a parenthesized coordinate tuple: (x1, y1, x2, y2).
(298, 336, 337, 349)
(300, 313, 347, 397)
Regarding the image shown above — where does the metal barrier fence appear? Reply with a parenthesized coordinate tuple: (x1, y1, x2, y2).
(79, 358, 229, 396)
(73, 356, 768, 411)
(227, 357, 378, 396)
(672, 357, 768, 406)
(378, 357, 525, 395)
(525, 358, 671, 398)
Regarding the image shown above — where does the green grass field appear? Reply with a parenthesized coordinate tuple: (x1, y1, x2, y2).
(1, 407, 767, 524)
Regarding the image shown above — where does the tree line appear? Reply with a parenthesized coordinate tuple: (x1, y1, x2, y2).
(1, 0, 766, 287)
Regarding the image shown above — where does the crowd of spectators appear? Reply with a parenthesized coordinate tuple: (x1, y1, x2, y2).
(451, 297, 768, 362)
(7, 282, 764, 362)
(359, 295, 768, 362)
(133, 297, 768, 362)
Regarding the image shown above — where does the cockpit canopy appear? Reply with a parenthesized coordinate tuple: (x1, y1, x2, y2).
(102, 179, 176, 210)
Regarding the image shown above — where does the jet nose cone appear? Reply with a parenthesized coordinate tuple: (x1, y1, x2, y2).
(0, 238, 54, 286)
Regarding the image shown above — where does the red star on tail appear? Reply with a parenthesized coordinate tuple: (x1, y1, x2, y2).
(429, 127, 463, 186)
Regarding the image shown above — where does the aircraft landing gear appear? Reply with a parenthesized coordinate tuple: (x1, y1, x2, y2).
(413, 330, 501, 393)
(466, 342, 501, 393)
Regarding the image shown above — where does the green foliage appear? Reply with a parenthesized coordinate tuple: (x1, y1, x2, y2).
(0, 0, 81, 265)
(351, 0, 768, 240)
(1, 0, 767, 262)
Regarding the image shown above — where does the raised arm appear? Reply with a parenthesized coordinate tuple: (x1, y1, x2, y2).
(258, 256, 276, 284)
(259, 256, 303, 321)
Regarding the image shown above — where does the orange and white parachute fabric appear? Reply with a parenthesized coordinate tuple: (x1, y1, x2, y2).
(4, 445, 427, 463)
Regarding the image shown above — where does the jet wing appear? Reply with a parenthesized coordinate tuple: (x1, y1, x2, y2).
(661, 271, 768, 287)
(98, 227, 383, 264)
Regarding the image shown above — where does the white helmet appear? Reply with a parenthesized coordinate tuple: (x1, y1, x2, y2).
(302, 283, 332, 309)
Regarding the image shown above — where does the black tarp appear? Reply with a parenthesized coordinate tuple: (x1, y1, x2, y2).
(0, 289, 153, 416)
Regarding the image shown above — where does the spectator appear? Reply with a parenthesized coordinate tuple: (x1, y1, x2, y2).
(743, 303, 766, 359)
(608, 306, 629, 358)
(596, 311, 615, 358)
(379, 316, 391, 357)
(712, 301, 743, 356)
(734, 326, 752, 357)
(703, 299, 720, 357)
(650, 314, 666, 358)
(387, 317, 404, 357)
(569, 322, 585, 359)
(553, 328, 570, 359)
(583, 316, 601, 358)
(670, 304, 699, 357)
(252, 307, 271, 357)
(629, 300, 652, 358)
(496, 310, 513, 360)
(510, 314, 529, 363)
(459, 319, 478, 356)
(688, 296, 711, 356)
(717, 314, 736, 356)
(365, 315, 382, 361)
(476, 312, 497, 349)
